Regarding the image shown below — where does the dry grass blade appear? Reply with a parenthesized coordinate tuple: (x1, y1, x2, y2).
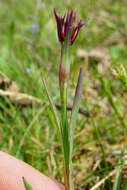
(0, 89, 42, 104)
(90, 169, 116, 190)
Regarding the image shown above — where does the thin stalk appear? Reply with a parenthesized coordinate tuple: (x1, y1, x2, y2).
(59, 18, 72, 190)
(59, 52, 70, 190)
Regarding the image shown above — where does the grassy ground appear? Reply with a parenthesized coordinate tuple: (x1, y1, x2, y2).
(0, 0, 127, 189)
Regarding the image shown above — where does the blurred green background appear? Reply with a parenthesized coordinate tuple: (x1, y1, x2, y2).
(0, 0, 127, 189)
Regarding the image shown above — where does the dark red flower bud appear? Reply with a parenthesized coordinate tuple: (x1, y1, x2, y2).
(54, 9, 84, 45)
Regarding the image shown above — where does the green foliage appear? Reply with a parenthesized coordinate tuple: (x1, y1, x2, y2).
(123, 182, 127, 190)
(109, 45, 127, 66)
(113, 65, 127, 90)
(113, 149, 124, 190)
(0, 0, 127, 189)
(69, 69, 83, 163)
(23, 177, 34, 190)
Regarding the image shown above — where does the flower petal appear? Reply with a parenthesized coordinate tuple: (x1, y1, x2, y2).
(71, 20, 84, 44)
(54, 9, 65, 42)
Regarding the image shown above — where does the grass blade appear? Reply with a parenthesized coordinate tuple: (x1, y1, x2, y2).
(113, 148, 124, 190)
(42, 76, 61, 133)
(23, 177, 34, 190)
(16, 107, 45, 157)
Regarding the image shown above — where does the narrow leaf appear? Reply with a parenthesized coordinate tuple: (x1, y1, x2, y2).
(16, 107, 44, 157)
(113, 148, 124, 190)
(42, 76, 61, 133)
(62, 120, 69, 169)
(23, 177, 34, 190)
(69, 68, 83, 190)
(69, 68, 83, 159)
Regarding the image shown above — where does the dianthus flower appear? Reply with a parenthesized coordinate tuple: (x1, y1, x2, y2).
(54, 9, 84, 45)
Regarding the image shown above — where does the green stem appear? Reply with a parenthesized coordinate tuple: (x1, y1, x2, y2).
(59, 14, 73, 190)
(59, 45, 70, 190)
